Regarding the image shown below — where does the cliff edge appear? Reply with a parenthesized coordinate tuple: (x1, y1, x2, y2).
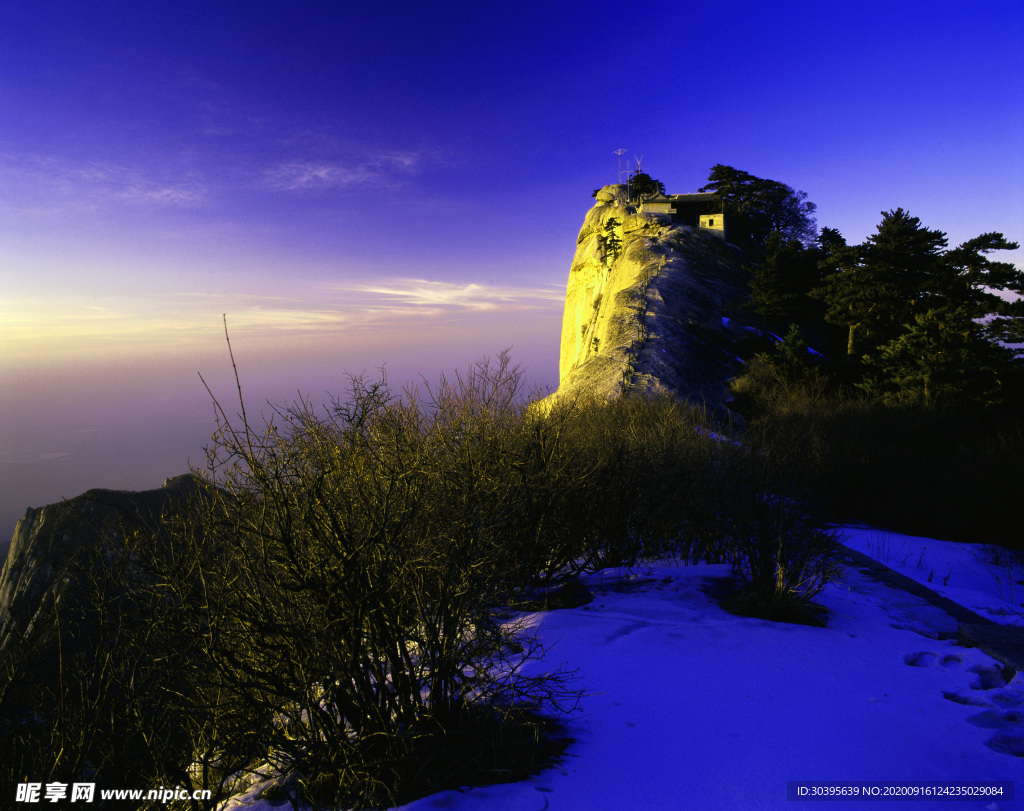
(542, 184, 751, 412)
(0, 474, 203, 657)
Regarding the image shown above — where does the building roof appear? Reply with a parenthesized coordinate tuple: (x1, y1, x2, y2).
(639, 192, 724, 215)
(667, 193, 721, 204)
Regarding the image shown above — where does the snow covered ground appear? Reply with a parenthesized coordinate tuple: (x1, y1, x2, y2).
(843, 526, 1024, 628)
(224, 528, 1024, 810)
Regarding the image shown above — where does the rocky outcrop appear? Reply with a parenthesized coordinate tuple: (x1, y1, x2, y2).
(542, 184, 751, 412)
(0, 474, 204, 656)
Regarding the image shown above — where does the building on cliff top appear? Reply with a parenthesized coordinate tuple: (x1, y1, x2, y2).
(640, 192, 726, 237)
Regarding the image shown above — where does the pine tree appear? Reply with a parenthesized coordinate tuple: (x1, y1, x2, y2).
(746, 232, 822, 334)
(599, 218, 623, 265)
(699, 164, 817, 249)
(813, 209, 946, 359)
(937, 232, 1024, 345)
(764, 323, 819, 380)
(865, 207, 947, 312)
(858, 307, 1019, 407)
(627, 171, 665, 200)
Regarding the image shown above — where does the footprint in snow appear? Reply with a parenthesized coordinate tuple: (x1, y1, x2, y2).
(937, 663, 1024, 758)
(965, 709, 1024, 757)
(919, 657, 1007, 689)
(942, 691, 991, 708)
(987, 732, 1024, 757)
(903, 651, 961, 669)
(967, 663, 1009, 691)
(604, 620, 650, 644)
(966, 709, 1024, 729)
(991, 692, 1024, 708)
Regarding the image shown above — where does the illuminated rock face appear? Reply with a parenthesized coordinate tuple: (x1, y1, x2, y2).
(544, 184, 750, 411)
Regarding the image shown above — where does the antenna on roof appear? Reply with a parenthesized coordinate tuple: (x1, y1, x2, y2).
(614, 148, 627, 183)
(633, 154, 644, 172)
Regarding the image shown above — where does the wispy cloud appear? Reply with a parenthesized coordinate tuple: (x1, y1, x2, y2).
(202, 279, 561, 336)
(0, 151, 207, 216)
(2, 278, 563, 364)
(261, 150, 422, 192)
(341, 278, 564, 312)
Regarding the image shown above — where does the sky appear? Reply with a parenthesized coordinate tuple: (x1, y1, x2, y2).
(2, 0, 1024, 546)
(223, 527, 1023, 810)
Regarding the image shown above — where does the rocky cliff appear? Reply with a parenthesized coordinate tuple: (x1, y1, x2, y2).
(0, 474, 203, 657)
(543, 184, 751, 412)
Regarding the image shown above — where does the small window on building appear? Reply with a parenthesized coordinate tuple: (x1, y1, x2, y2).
(708, 218, 714, 227)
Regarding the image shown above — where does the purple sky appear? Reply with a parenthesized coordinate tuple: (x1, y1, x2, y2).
(2, 1, 1023, 548)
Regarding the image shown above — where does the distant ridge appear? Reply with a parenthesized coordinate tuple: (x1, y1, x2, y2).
(0, 474, 202, 658)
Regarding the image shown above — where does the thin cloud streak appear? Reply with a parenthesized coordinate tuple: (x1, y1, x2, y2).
(261, 150, 423, 192)
(0, 151, 207, 216)
(342, 278, 564, 311)
(0, 134, 437, 223)
(2, 279, 563, 361)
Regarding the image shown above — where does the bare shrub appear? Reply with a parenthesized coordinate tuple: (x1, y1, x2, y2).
(0, 502, 232, 811)
(552, 393, 731, 572)
(158, 348, 580, 808)
(713, 445, 845, 624)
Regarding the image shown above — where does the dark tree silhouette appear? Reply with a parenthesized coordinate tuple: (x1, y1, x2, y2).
(700, 164, 817, 249)
(627, 170, 665, 200)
